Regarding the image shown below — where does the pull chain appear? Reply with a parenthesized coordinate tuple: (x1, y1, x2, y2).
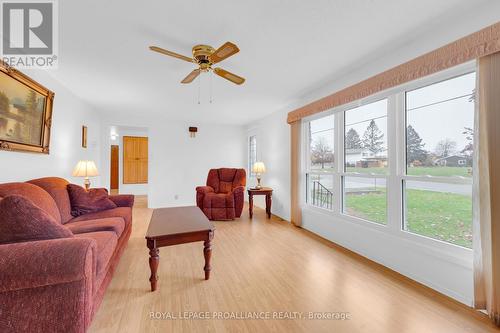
(197, 73, 201, 105)
(209, 70, 213, 104)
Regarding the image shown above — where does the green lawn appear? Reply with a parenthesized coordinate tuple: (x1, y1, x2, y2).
(344, 189, 472, 248)
(405, 189, 472, 248)
(406, 166, 472, 178)
(345, 191, 387, 224)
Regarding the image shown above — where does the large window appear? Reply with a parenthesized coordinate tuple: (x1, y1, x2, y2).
(304, 66, 475, 249)
(248, 135, 257, 177)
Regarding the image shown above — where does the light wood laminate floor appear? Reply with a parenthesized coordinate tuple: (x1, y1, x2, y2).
(89, 197, 497, 333)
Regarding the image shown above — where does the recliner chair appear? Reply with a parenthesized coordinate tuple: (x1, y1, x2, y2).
(196, 168, 246, 220)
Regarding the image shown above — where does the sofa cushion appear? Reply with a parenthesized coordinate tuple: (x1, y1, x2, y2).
(66, 217, 125, 238)
(67, 184, 117, 217)
(69, 207, 132, 229)
(203, 192, 235, 208)
(74, 231, 117, 291)
(205, 207, 235, 220)
(0, 195, 73, 244)
(27, 177, 73, 224)
(0, 182, 61, 224)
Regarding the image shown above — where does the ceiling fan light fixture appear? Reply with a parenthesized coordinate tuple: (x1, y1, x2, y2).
(149, 41, 245, 85)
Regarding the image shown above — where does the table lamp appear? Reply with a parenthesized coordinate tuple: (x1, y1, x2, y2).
(72, 160, 99, 190)
(252, 162, 266, 189)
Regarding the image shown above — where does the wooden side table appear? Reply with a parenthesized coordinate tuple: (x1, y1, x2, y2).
(247, 187, 273, 219)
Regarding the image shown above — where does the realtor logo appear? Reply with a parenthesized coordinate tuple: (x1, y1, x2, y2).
(1, 0, 58, 68)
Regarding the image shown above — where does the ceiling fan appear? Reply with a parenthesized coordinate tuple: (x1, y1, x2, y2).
(149, 42, 245, 85)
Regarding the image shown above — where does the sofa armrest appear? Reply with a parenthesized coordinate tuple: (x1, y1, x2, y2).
(0, 238, 96, 332)
(232, 186, 245, 194)
(196, 186, 214, 194)
(109, 194, 135, 208)
(0, 238, 96, 293)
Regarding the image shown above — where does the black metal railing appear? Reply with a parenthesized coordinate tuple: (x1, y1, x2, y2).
(311, 180, 334, 210)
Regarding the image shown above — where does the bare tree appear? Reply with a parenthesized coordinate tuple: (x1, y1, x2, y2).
(461, 127, 473, 157)
(434, 138, 457, 158)
(311, 137, 334, 168)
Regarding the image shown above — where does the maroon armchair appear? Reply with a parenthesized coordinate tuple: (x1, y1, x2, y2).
(196, 168, 246, 220)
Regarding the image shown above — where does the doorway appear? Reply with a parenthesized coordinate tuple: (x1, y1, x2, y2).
(110, 145, 119, 193)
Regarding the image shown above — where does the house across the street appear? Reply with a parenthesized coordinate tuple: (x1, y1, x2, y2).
(433, 155, 469, 167)
(346, 148, 387, 168)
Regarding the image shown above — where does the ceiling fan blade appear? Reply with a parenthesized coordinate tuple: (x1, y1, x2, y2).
(181, 69, 201, 84)
(149, 46, 194, 63)
(210, 42, 240, 64)
(213, 68, 245, 85)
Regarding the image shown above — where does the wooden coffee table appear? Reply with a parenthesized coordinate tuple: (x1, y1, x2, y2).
(145, 206, 215, 291)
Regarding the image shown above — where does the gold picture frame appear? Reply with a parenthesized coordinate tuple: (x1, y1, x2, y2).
(0, 60, 55, 154)
(82, 125, 87, 148)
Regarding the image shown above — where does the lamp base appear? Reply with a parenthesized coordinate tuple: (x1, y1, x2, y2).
(84, 177, 91, 191)
(255, 177, 262, 189)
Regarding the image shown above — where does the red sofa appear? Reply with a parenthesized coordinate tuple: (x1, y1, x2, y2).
(196, 168, 246, 220)
(0, 177, 134, 333)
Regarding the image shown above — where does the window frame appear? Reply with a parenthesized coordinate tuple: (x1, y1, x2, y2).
(302, 61, 476, 254)
(248, 135, 257, 178)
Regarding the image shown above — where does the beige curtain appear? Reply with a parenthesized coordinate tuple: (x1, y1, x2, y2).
(474, 51, 500, 325)
(290, 121, 302, 227)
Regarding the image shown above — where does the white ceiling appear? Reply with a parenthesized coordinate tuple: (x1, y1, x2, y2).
(48, 0, 496, 125)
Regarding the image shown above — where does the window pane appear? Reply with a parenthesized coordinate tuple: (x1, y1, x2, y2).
(406, 72, 475, 177)
(345, 99, 388, 174)
(248, 135, 257, 177)
(309, 115, 334, 171)
(343, 176, 387, 224)
(404, 180, 472, 248)
(307, 173, 334, 210)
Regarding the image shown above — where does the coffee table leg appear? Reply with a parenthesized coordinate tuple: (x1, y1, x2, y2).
(148, 246, 159, 291)
(204, 231, 213, 280)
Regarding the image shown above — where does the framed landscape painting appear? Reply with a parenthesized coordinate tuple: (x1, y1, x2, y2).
(0, 61, 54, 154)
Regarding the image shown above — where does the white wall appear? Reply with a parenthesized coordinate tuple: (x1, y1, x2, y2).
(148, 121, 246, 208)
(246, 8, 500, 305)
(0, 71, 101, 186)
(247, 110, 290, 220)
(100, 113, 246, 208)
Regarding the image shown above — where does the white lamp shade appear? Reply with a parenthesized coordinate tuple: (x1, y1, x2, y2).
(72, 160, 99, 177)
(252, 162, 266, 174)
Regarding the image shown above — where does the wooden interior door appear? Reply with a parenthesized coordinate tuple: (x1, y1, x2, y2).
(123, 136, 148, 184)
(110, 145, 119, 190)
(137, 137, 148, 183)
